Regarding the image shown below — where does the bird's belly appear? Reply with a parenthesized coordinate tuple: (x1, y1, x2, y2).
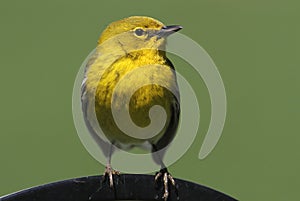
(94, 84, 174, 147)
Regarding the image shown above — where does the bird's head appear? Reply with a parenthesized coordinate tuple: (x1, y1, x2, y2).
(97, 16, 182, 52)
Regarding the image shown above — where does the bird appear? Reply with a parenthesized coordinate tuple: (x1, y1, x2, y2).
(81, 16, 181, 200)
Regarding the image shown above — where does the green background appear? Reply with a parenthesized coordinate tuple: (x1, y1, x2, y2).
(0, 0, 299, 200)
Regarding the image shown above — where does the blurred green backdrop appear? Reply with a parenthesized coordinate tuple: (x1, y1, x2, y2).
(0, 0, 299, 200)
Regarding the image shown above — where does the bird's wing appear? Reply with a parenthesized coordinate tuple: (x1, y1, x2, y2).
(151, 58, 181, 165)
(81, 50, 113, 158)
(156, 97, 180, 150)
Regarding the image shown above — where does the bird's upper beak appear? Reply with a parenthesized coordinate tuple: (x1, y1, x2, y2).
(157, 25, 183, 37)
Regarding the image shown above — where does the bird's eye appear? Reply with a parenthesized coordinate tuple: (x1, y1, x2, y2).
(134, 28, 145, 36)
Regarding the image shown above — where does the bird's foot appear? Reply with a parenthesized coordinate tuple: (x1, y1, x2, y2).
(155, 168, 177, 201)
(89, 165, 120, 200)
(102, 164, 120, 188)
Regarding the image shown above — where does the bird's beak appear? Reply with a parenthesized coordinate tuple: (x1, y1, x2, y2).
(157, 25, 183, 37)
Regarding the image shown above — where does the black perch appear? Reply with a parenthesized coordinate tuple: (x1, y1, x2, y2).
(0, 174, 238, 201)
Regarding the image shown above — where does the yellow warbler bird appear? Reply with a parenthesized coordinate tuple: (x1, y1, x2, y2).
(81, 16, 181, 200)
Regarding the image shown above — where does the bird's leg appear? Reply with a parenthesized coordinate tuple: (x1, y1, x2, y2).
(103, 163, 120, 187)
(89, 144, 120, 200)
(155, 168, 176, 201)
(152, 144, 178, 201)
(102, 143, 120, 188)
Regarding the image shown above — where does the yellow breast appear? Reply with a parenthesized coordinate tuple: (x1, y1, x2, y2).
(85, 49, 178, 146)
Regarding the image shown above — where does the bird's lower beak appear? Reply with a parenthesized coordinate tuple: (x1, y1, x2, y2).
(157, 25, 183, 37)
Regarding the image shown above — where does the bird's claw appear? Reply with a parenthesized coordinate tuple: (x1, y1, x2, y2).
(103, 164, 120, 188)
(155, 169, 177, 201)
